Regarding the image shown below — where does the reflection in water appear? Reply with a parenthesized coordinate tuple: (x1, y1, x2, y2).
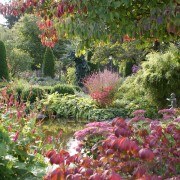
(43, 120, 85, 174)
(42, 119, 85, 154)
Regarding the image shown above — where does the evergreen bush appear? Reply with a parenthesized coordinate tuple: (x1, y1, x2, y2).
(119, 59, 134, 77)
(43, 47, 55, 78)
(22, 86, 45, 103)
(0, 41, 9, 80)
(51, 84, 75, 95)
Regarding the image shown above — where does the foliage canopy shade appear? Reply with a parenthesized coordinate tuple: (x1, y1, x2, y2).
(0, 0, 179, 48)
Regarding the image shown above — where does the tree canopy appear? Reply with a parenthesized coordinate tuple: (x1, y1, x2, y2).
(0, 0, 179, 48)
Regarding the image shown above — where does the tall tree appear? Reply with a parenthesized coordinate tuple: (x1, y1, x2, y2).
(12, 14, 45, 70)
(0, 40, 9, 80)
(5, 15, 20, 28)
(43, 47, 55, 78)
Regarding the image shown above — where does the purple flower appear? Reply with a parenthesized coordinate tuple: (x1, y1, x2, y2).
(158, 109, 176, 116)
(74, 122, 113, 141)
(174, 118, 180, 123)
(132, 64, 139, 73)
(85, 122, 111, 128)
(163, 115, 174, 120)
(132, 110, 146, 116)
(150, 121, 160, 130)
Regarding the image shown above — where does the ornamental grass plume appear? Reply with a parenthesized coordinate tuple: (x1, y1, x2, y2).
(83, 69, 119, 94)
(83, 69, 120, 106)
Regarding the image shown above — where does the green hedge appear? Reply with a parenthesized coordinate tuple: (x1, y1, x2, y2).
(51, 84, 81, 95)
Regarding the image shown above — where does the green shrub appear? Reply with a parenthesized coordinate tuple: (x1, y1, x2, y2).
(51, 84, 75, 95)
(22, 86, 45, 103)
(41, 86, 52, 94)
(137, 44, 180, 108)
(119, 59, 134, 77)
(0, 41, 9, 80)
(114, 76, 157, 118)
(43, 47, 55, 78)
(41, 93, 126, 120)
(67, 67, 77, 85)
(73, 85, 82, 92)
(29, 76, 60, 86)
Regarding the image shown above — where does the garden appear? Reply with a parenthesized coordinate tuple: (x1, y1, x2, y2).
(0, 0, 179, 179)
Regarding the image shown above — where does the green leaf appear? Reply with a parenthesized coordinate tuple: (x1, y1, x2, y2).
(0, 143, 7, 156)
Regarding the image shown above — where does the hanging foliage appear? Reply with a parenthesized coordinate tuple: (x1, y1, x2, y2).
(0, 0, 179, 49)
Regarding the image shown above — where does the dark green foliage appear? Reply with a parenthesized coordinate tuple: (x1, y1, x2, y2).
(5, 15, 20, 28)
(73, 86, 82, 92)
(119, 60, 134, 77)
(0, 41, 9, 80)
(51, 84, 75, 95)
(74, 55, 90, 87)
(22, 87, 45, 103)
(43, 47, 55, 78)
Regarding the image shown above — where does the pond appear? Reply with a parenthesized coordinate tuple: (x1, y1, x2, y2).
(42, 119, 86, 154)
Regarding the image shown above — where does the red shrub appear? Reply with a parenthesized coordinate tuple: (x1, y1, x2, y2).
(45, 110, 180, 179)
(83, 69, 120, 106)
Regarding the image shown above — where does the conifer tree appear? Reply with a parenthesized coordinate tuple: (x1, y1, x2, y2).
(43, 47, 55, 78)
(0, 40, 9, 80)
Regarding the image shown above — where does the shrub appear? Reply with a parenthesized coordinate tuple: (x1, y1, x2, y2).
(73, 85, 82, 92)
(136, 44, 180, 108)
(0, 87, 53, 179)
(51, 84, 75, 95)
(41, 93, 126, 120)
(119, 59, 134, 77)
(8, 48, 33, 77)
(83, 69, 120, 107)
(67, 67, 77, 85)
(0, 40, 9, 80)
(114, 75, 157, 118)
(22, 86, 45, 103)
(29, 76, 60, 86)
(43, 47, 55, 78)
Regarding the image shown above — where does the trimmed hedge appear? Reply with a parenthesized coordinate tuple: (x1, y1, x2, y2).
(51, 84, 78, 95)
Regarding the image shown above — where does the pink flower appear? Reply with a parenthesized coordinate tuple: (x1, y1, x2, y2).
(163, 115, 174, 120)
(132, 110, 146, 116)
(47, 136, 53, 143)
(17, 110, 21, 119)
(8, 94, 14, 106)
(158, 109, 176, 116)
(13, 131, 20, 142)
(8, 124, 12, 132)
(174, 118, 180, 123)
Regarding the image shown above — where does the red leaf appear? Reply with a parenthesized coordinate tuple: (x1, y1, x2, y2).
(110, 171, 122, 180)
(46, 150, 56, 158)
(138, 148, 154, 161)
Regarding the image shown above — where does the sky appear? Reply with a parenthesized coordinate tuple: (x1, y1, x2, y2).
(0, 0, 10, 25)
